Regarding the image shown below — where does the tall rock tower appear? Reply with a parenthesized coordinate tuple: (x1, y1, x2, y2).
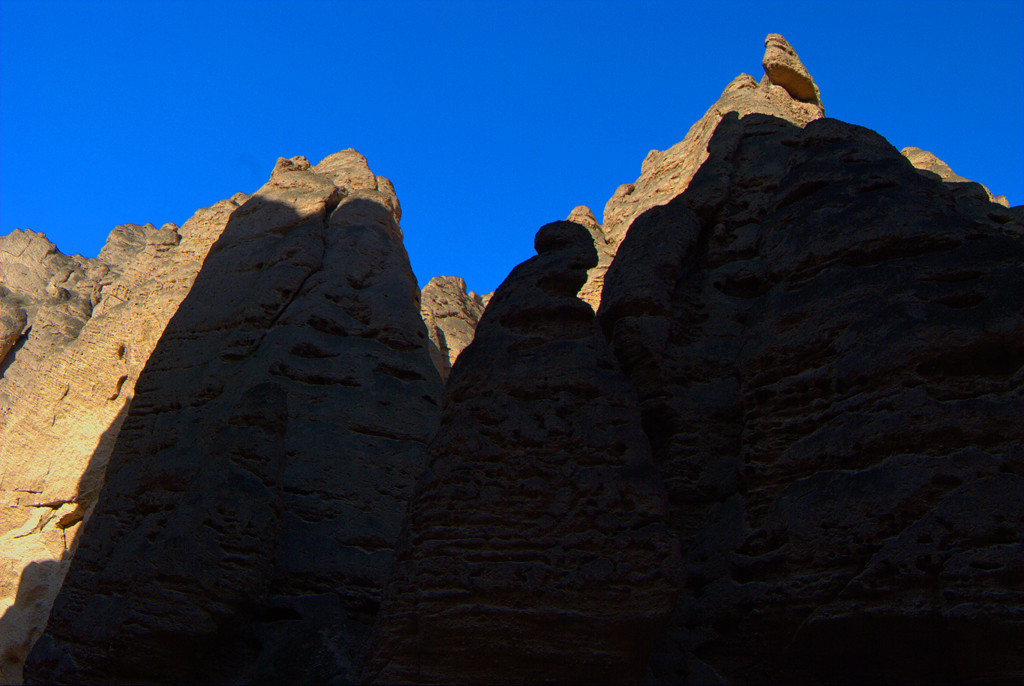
(23, 152, 443, 684)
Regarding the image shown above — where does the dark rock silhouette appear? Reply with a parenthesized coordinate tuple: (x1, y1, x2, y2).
(600, 112, 1024, 684)
(366, 221, 680, 684)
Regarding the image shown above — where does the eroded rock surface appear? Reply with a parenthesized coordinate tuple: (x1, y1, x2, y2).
(23, 152, 442, 685)
(1, 213, 236, 683)
(3, 32, 1020, 686)
(600, 111, 1024, 684)
(577, 34, 826, 313)
(902, 146, 1011, 207)
(366, 220, 680, 685)
(420, 276, 486, 380)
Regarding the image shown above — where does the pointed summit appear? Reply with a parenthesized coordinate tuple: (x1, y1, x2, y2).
(593, 34, 826, 304)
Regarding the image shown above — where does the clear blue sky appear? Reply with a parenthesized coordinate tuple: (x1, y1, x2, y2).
(3, 1, 1022, 295)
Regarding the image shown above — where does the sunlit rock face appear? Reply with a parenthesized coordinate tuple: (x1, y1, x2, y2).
(1, 205, 239, 684)
(575, 34, 827, 313)
(22, 152, 442, 685)
(420, 275, 486, 381)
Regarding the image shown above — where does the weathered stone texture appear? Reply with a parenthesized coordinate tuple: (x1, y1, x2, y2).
(1, 208, 238, 683)
(23, 152, 442, 684)
(366, 220, 680, 685)
(4, 33, 1021, 686)
(600, 110, 1024, 684)
(579, 34, 826, 313)
(420, 275, 486, 380)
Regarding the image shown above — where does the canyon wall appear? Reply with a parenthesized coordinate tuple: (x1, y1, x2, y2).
(1, 34, 1020, 685)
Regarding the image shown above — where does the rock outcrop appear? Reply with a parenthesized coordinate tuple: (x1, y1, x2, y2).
(1, 211, 235, 684)
(419, 276, 486, 380)
(600, 111, 1024, 684)
(577, 34, 826, 313)
(366, 219, 680, 684)
(902, 146, 1011, 207)
(3, 32, 1020, 686)
(22, 152, 443, 684)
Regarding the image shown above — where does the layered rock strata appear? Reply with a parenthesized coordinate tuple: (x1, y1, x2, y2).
(2, 32, 1020, 686)
(599, 111, 1024, 684)
(1, 210, 239, 683)
(419, 276, 486, 380)
(23, 152, 443, 684)
(366, 220, 681, 684)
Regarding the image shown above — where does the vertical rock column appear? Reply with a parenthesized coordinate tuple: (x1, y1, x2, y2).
(366, 220, 681, 685)
(25, 152, 442, 685)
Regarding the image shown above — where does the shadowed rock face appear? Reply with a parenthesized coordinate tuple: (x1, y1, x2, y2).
(600, 112, 1024, 684)
(1, 211, 235, 684)
(365, 220, 681, 685)
(23, 153, 442, 685)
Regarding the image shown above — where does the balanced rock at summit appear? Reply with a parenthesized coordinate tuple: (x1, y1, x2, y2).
(24, 152, 443, 684)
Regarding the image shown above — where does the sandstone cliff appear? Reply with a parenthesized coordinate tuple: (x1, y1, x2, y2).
(3, 32, 1020, 686)
(1, 207, 239, 683)
(20, 152, 443, 684)
(600, 110, 1023, 684)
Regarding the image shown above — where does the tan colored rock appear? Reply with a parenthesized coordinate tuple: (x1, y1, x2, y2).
(762, 33, 822, 105)
(901, 146, 1010, 206)
(25, 152, 442, 685)
(567, 205, 614, 310)
(586, 35, 825, 311)
(0, 206, 240, 683)
(420, 276, 486, 380)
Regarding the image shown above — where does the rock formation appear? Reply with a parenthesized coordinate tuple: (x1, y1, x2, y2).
(1, 210, 237, 684)
(21, 151, 443, 684)
(2, 32, 1019, 686)
(599, 111, 1024, 685)
(578, 33, 827, 312)
(419, 276, 486, 380)
(366, 219, 680, 684)
(902, 146, 1011, 207)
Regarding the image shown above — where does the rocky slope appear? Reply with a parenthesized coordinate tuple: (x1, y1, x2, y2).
(2, 33, 1020, 686)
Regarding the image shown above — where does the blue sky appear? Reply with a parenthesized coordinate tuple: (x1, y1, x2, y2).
(2, 1, 1022, 295)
